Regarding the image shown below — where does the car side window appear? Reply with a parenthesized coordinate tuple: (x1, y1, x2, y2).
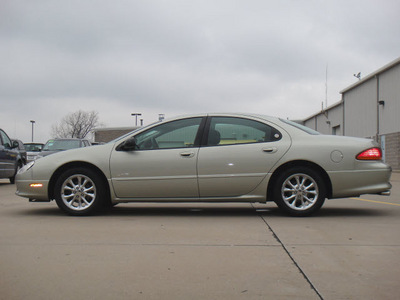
(207, 117, 282, 146)
(134, 118, 203, 150)
(0, 130, 12, 148)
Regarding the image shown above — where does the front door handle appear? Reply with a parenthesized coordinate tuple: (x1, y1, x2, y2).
(180, 152, 195, 158)
(262, 147, 277, 153)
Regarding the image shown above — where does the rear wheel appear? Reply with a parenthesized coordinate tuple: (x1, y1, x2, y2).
(54, 168, 108, 216)
(274, 167, 326, 217)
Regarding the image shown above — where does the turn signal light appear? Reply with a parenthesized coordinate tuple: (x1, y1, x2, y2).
(356, 148, 382, 160)
(30, 183, 43, 188)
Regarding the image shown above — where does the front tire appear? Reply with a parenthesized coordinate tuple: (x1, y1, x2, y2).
(54, 168, 108, 216)
(273, 167, 326, 217)
(10, 161, 23, 184)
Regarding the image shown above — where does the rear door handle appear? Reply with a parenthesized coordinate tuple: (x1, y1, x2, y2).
(180, 152, 195, 158)
(262, 147, 277, 153)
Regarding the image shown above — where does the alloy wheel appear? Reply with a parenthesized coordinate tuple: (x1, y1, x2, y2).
(281, 173, 319, 211)
(61, 174, 97, 211)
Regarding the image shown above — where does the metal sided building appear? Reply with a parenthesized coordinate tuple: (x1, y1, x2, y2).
(93, 127, 138, 143)
(303, 57, 400, 170)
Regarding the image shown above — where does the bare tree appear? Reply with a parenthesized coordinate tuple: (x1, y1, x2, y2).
(51, 110, 100, 139)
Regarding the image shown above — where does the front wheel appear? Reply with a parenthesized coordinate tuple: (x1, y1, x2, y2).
(273, 167, 326, 217)
(54, 168, 108, 216)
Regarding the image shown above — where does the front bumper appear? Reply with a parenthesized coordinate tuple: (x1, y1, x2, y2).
(15, 179, 50, 201)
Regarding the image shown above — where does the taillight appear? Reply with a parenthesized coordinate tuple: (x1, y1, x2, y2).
(356, 148, 382, 160)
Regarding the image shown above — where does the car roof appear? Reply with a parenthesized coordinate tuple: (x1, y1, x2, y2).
(24, 142, 44, 145)
(46, 138, 87, 141)
(163, 112, 280, 122)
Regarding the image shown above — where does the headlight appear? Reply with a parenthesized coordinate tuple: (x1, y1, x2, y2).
(18, 161, 35, 174)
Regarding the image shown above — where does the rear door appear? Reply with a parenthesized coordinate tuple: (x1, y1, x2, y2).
(197, 116, 291, 197)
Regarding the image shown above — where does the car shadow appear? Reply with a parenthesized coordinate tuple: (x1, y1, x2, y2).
(107, 205, 266, 217)
(16, 207, 66, 217)
(15, 203, 393, 218)
(16, 204, 279, 217)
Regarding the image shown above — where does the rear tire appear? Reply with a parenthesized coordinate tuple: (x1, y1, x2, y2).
(273, 167, 326, 217)
(54, 168, 108, 216)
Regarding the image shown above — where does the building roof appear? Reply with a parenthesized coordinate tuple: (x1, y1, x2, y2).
(302, 100, 343, 122)
(340, 56, 400, 94)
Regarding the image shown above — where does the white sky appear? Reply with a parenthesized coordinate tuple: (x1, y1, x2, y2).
(1, 0, 399, 143)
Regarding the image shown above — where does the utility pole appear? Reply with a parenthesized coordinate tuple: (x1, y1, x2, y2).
(30, 120, 35, 142)
(131, 113, 142, 126)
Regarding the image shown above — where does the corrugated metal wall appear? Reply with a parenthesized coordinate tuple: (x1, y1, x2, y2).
(302, 103, 342, 135)
(379, 64, 400, 135)
(343, 78, 377, 138)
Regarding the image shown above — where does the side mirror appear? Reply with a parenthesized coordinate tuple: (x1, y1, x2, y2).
(116, 137, 137, 151)
(12, 141, 19, 149)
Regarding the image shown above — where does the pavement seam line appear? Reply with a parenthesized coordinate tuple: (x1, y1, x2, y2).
(253, 206, 324, 300)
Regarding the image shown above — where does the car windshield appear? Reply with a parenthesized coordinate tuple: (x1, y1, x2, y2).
(280, 118, 320, 135)
(43, 140, 81, 151)
(24, 144, 43, 151)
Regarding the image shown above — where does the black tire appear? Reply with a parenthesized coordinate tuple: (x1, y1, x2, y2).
(54, 168, 109, 216)
(273, 167, 326, 217)
(9, 161, 23, 184)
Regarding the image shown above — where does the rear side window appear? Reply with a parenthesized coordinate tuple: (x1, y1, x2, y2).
(207, 117, 282, 146)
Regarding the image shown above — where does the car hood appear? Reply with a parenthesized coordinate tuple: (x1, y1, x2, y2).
(37, 150, 61, 157)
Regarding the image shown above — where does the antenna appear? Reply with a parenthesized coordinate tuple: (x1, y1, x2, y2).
(325, 64, 328, 108)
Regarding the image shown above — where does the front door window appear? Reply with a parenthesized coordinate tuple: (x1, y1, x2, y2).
(135, 118, 203, 150)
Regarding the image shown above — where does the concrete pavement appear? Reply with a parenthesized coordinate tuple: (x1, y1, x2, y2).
(0, 173, 399, 299)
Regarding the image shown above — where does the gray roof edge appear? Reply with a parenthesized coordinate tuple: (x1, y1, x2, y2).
(302, 100, 343, 122)
(340, 56, 400, 94)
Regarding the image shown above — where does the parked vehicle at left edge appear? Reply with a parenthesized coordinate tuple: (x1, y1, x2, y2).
(0, 129, 24, 184)
(15, 113, 392, 216)
(36, 138, 92, 159)
(24, 143, 44, 162)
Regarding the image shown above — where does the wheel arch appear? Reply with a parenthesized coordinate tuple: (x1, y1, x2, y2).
(48, 161, 110, 201)
(267, 160, 332, 201)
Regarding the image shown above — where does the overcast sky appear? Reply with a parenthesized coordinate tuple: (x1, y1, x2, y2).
(1, 0, 399, 143)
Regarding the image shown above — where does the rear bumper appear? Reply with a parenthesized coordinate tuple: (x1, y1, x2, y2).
(328, 168, 392, 198)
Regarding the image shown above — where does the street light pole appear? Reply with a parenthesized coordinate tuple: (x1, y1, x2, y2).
(30, 120, 35, 142)
(131, 113, 142, 126)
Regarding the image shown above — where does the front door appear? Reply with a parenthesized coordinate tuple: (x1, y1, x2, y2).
(0, 129, 16, 178)
(110, 117, 204, 199)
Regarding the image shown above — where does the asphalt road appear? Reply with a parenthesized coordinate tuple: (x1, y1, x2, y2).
(1, 173, 399, 300)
